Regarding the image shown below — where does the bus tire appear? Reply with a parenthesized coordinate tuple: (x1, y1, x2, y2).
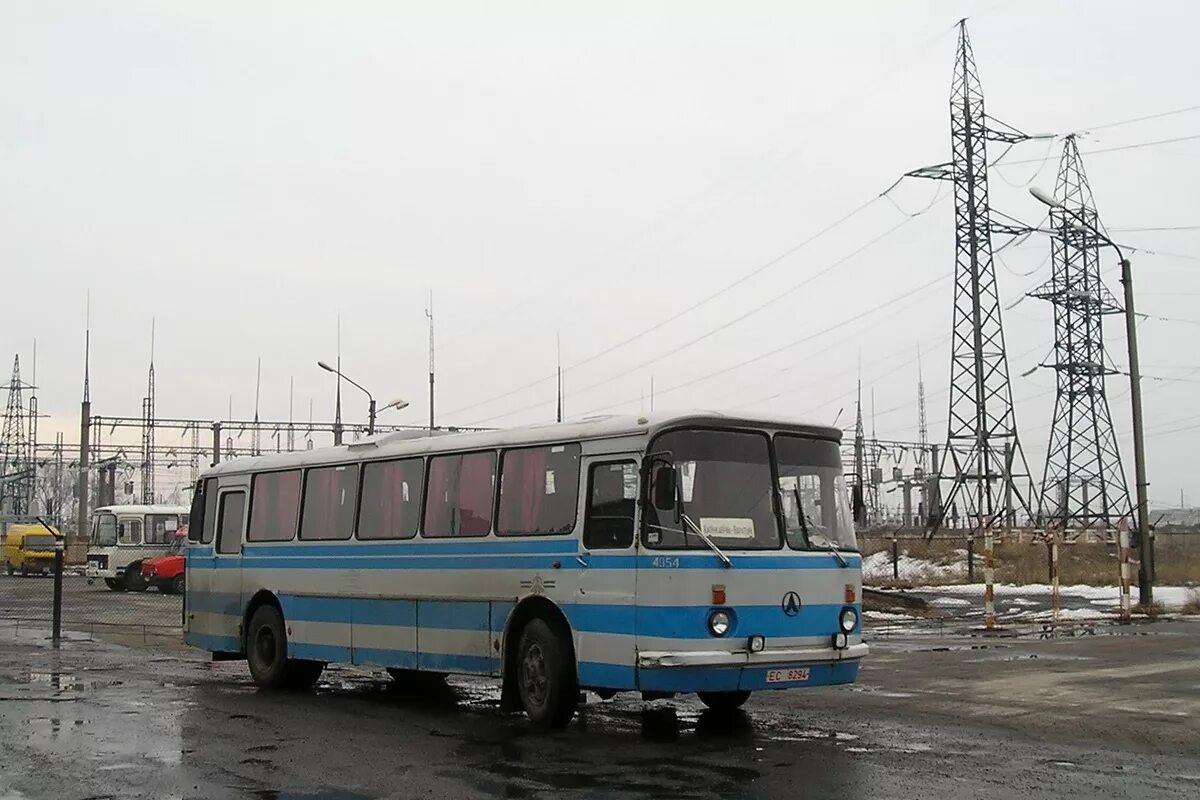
(104, 578, 122, 591)
(697, 690, 751, 712)
(246, 605, 324, 691)
(516, 617, 578, 728)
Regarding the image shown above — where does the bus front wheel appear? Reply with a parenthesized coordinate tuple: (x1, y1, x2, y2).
(516, 617, 578, 728)
(697, 690, 751, 712)
(246, 604, 325, 691)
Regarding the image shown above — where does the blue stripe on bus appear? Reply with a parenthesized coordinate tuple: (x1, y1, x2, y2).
(185, 632, 241, 652)
(566, 602, 859, 639)
(188, 591, 242, 616)
(187, 590, 858, 639)
(189, 553, 861, 572)
(575, 660, 859, 692)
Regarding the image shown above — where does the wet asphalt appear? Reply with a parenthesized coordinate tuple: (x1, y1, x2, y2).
(1, 622, 1197, 800)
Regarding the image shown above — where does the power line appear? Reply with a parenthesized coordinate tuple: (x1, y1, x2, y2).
(466, 210, 930, 425)
(1110, 225, 1200, 233)
(444, 176, 932, 420)
(1000, 132, 1200, 166)
(553, 272, 954, 423)
(1080, 103, 1200, 132)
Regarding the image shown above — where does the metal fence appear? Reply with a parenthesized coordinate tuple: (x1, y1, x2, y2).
(861, 529, 1200, 626)
(0, 560, 182, 643)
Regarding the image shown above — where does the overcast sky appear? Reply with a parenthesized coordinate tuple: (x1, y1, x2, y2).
(2, 1, 1197, 509)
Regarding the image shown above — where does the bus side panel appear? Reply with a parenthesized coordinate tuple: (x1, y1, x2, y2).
(184, 547, 243, 653)
(350, 598, 418, 669)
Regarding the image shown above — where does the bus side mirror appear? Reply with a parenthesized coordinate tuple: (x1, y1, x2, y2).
(652, 466, 677, 511)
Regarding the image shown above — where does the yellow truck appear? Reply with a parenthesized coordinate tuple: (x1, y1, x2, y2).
(3, 524, 60, 576)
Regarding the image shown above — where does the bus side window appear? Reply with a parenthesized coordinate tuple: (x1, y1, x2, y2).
(200, 478, 219, 545)
(583, 462, 637, 550)
(118, 519, 143, 546)
(216, 492, 247, 555)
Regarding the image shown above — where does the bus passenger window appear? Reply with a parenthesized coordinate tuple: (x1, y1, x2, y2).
(424, 451, 496, 537)
(247, 470, 302, 542)
(583, 462, 637, 549)
(300, 465, 358, 540)
(217, 492, 247, 555)
(497, 444, 581, 536)
(358, 458, 424, 540)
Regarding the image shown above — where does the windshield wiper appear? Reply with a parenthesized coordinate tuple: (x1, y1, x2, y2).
(826, 540, 849, 568)
(790, 487, 848, 567)
(679, 511, 733, 569)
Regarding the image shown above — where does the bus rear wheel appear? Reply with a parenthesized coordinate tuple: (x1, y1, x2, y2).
(697, 690, 751, 712)
(246, 604, 325, 691)
(516, 617, 578, 728)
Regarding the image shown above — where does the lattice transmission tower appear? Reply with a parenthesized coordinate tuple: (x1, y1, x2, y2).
(907, 20, 1036, 529)
(1, 355, 34, 516)
(1028, 135, 1130, 529)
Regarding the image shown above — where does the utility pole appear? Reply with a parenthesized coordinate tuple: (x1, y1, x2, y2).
(141, 319, 156, 504)
(555, 332, 563, 423)
(852, 379, 866, 526)
(426, 292, 435, 432)
(76, 295, 91, 540)
(333, 316, 343, 445)
(1121, 257, 1154, 603)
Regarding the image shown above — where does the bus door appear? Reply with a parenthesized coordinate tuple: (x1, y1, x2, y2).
(575, 458, 640, 681)
(196, 482, 247, 651)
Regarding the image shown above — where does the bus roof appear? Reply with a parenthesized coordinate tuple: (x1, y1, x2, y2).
(204, 410, 842, 478)
(93, 504, 190, 515)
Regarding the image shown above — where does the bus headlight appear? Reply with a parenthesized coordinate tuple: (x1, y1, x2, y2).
(839, 607, 858, 633)
(708, 610, 732, 637)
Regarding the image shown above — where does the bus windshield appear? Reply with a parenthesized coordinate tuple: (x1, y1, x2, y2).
(643, 428, 780, 550)
(92, 514, 117, 547)
(775, 434, 857, 551)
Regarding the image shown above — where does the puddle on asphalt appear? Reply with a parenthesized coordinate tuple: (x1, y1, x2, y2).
(24, 671, 123, 692)
(250, 791, 374, 800)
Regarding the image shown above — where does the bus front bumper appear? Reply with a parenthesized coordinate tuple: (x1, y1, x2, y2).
(634, 643, 868, 692)
(638, 642, 868, 669)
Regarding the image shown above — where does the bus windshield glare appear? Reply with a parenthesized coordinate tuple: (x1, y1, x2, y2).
(776, 434, 857, 551)
(92, 514, 117, 547)
(643, 429, 780, 550)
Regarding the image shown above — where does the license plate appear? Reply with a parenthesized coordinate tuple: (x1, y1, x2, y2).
(766, 667, 810, 684)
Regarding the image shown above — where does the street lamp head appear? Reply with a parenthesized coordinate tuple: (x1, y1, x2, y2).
(382, 397, 410, 412)
(317, 361, 334, 373)
(1029, 186, 1063, 209)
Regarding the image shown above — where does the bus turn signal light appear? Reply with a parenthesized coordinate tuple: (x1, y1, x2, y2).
(845, 584, 856, 603)
(712, 585, 726, 605)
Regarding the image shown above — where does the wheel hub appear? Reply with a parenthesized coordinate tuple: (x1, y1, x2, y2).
(521, 643, 549, 705)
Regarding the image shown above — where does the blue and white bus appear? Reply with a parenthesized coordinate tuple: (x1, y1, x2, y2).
(183, 412, 865, 727)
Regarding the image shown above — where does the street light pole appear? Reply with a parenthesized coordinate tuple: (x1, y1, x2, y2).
(1030, 187, 1153, 605)
(316, 361, 409, 440)
(367, 397, 377, 436)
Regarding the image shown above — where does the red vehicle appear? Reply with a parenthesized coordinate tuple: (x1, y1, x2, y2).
(141, 527, 187, 594)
